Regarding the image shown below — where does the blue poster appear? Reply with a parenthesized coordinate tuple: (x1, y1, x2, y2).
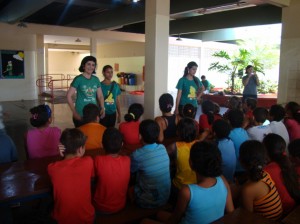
(0, 50, 25, 79)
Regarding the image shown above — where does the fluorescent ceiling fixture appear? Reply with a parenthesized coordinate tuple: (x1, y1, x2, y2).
(197, 2, 256, 15)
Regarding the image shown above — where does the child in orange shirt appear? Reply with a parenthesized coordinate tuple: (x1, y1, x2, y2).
(78, 103, 106, 149)
(48, 128, 94, 224)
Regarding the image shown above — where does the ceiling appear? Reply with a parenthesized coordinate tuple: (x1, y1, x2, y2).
(0, 0, 284, 40)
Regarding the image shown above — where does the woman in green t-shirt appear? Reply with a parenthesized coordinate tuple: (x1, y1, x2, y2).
(175, 61, 204, 118)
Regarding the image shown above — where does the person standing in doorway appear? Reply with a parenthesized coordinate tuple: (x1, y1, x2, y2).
(175, 61, 204, 118)
(242, 65, 260, 103)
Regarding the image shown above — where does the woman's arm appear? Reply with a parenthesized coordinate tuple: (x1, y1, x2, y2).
(67, 87, 81, 120)
(155, 116, 165, 143)
(116, 95, 121, 123)
(242, 75, 251, 87)
(198, 129, 210, 141)
(175, 90, 182, 115)
(221, 176, 235, 213)
(97, 87, 105, 118)
(242, 184, 255, 212)
(254, 74, 260, 86)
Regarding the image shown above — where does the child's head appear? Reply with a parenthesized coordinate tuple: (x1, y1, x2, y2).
(30, 104, 52, 128)
(102, 128, 123, 154)
(182, 103, 196, 119)
(60, 128, 86, 155)
(239, 140, 266, 181)
(201, 75, 206, 81)
(212, 119, 231, 139)
(190, 141, 222, 178)
(285, 101, 300, 123)
(102, 65, 113, 80)
(159, 93, 174, 113)
(269, 104, 285, 122)
(82, 103, 100, 123)
(227, 109, 244, 128)
(124, 103, 144, 122)
(177, 118, 197, 143)
(288, 139, 300, 161)
(139, 119, 160, 144)
(201, 100, 215, 125)
(79, 56, 97, 73)
(227, 96, 242, 110)
(253, 107, 268, 124)
(246, 98, 257, 110)
(263, 133, 286, 162)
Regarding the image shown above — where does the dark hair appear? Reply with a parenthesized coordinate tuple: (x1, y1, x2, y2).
(269, 104, 285, 122)
(213, 119, 231, 139)
(78, 56, 97, 73)
(124, 103, 144, 122)
(263, 134, 300, 202)
(285, 101, 300, 123)
(228, 96, 242, 110)
(228, 109, 244, 128)
(214, 103, 220, 114)
(190, 141, 222, 177)
(246, 98, 257, 110)
(60, 128, 86, 155)
(201, 100, 215, 125)
(82, 103, 100, 123)
(177, 118, 197, 142)
(139, 119, 160, 144)
(30, 104, 52, 128)
(159, 93, 174, 113)
(245, 65, 253, 74)
(239, 140, 266, 182)
(102, 128, 123, 154)
(182, 103, 196, 119)
(201, 75, 206, 80)
(183, 61, 201, 91)
(253, 107, 268, 123)
(102, 65, 113, 73)
(288, 139, 300, 159)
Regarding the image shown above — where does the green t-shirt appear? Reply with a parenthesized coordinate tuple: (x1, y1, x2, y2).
(101, 81, 121, 114)
(201, 80, 211, 91)
(176, 76, 203, 107)
(71, 74, 101, 117)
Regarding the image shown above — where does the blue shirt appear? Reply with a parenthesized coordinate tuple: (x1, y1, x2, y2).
(218, 138, 236, 181)
(242, 75, 258, 95)
(181, 177, 227, 224)
(131, 143, 171, 208)
(0, 132, 18, 164)
(229, 128, 249, 172)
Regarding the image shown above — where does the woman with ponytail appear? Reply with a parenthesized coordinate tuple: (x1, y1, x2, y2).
(119, 103, 144, 153)
(240, 140, 283, 220)
(263, 133, 300, 214)
(175, 61, 204, 117)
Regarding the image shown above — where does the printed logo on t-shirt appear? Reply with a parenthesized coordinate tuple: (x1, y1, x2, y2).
(81, 85, 96, 97)
(105, 91, 114, 105)
(188, 86, 196, 99)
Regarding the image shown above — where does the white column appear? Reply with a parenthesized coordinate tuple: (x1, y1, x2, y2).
(90, 37, 97, 57)
(278, 0, 300, 104)
(36, 34, 45, 77)
(144, 0, 170, 119)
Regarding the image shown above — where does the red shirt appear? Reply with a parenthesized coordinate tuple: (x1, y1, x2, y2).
(94, 155, 130, 213)
(48, 157, 95, 224)
(199, 114, 222, 132)
(119, 121, 141, 145)
(284, 118, 300, 141)
(264, 162, 296, 214)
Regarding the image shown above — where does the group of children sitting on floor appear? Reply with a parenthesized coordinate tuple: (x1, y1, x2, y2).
(1, 93, 300, 224)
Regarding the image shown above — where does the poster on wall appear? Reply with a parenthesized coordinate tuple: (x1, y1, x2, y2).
(0, 50, 25, 79)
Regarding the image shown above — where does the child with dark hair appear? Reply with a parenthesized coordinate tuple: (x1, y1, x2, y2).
(269, 104, 289, 146)
(288, 139, 300, 175)
(228, 109, 249, 173)
(131, 120, 171, 208)
(223, 96, 242, 120)
(247, 107, 272, 142)
(239, 140, 283, 220)
(78, 103, 106, 150)
(155, 93, 179, 142)
(284, 101, 300, 141)
(48, 128, 94, 224)
(263, 134, 300, 214)
(214, 102, 223, 120)
(198, 100, 221, 141)
(167, 118, 197, 193)
(182, 103, 196, 119)
(212, 119, 236, 182)
(243, 97, 257, 127)
(100, 65, 121, 128)
(26, 104, 61, 159)
(119, 103, 144, 151)
(94, 128, 130, 213)
(144, 141, 234, 224)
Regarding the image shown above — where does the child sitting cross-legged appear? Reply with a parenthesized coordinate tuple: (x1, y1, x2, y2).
(48, 128, 95, 224)
(130, 119, 171, 208)
(93, 128, 130, 213)
(142, 141, 234, 224)
(78, 103, 106, 150)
